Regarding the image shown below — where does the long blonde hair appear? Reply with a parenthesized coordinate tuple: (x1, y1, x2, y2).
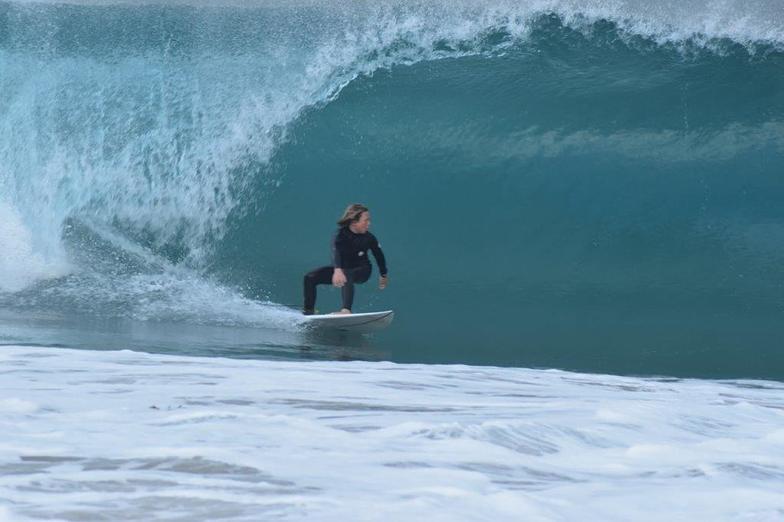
(337, 203, 369, 227)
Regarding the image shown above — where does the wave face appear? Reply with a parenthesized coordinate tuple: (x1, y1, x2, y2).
(1, 0, 783, 377)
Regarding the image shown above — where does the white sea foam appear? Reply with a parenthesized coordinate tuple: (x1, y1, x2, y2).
(1, 345, 783, 520)
(0, 203, 70, 292)
(0, 398, 38, 414)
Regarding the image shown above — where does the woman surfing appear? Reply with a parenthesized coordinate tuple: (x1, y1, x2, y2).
(303, 204, 389, 315)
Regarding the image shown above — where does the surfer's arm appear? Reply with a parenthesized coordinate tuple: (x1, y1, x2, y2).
(370, 236, 388, 277)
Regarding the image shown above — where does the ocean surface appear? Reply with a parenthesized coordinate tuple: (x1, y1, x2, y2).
(2, 345, 784, 521)
(1, 0, 784, 519)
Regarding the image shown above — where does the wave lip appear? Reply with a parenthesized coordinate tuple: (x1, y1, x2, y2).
(4, 0, 783, 45)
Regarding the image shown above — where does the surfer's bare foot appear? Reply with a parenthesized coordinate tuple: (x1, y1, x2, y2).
(331, 308, 352, 315)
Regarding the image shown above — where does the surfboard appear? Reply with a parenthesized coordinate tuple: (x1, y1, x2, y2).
(302, 310, 394, 333)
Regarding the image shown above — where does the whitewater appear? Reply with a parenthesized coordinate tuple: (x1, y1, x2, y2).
(2, 345, 784, 521)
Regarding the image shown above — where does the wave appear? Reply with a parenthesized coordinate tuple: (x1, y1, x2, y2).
(1, 0, 782, 347)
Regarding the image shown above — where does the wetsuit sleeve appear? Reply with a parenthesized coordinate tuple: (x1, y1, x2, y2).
(331, 229, 345, 268)
(370, 235, 388, 276)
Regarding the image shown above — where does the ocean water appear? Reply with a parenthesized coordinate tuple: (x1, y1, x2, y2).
(1, 0, 784, 518)
(2, 346, 784, 521)
(1, 0, 783, 376)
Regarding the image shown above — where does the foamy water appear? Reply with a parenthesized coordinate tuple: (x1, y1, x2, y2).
(1, 345, 783, 520)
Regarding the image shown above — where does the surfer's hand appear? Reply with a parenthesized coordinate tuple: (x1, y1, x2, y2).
(379, 275, 388, 290)
(332, 268, 347, 287)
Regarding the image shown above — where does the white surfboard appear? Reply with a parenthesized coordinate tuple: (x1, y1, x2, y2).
(302, 310, 394, 333)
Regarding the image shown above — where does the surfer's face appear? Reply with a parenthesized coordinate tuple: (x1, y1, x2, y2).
(351, 211, 371, 234)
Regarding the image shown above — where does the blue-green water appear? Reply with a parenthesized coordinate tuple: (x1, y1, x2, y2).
(1, 1, 783, 379)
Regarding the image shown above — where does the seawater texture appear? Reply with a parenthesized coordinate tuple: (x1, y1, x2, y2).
(1, 0, 784, 377)
(1, 346, 783, 521)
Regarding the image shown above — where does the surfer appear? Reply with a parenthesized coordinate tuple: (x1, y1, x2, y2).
(303, 204, 388, 315)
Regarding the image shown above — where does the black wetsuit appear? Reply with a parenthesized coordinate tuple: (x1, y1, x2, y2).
(303, 227, 388, 314)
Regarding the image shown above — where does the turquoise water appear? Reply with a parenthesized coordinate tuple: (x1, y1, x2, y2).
(1, 1, 783, 379)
